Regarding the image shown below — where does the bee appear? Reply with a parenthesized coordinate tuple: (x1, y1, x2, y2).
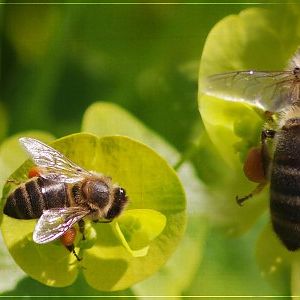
(3, 137, 128, 260)
(202, 49, 300, 251)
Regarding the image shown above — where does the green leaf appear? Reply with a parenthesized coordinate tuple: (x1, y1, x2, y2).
(82, 101, 207, 296)
(256, 222, 291, 294)
(198, 7, 300, 235)
(0, 102, 8, 142)
(200, 96, 264, 169)
(1, 216, 79, 287)
(290, 258, 300, 297)
(0, 233, 26, 293)
(82, 101, 180, 166)
(186, 220, 285, 296)
(199, 6, 300, 166)
(82, 101, 208, 214)
(133, 216, 207, 298)
(199, 6, 300, 294)
(0, 131, 55, 190)
(114, 209, 167, 257)
(1, 133, 186, 291)
(0, 131, 55, 294)
(199, 7, 300, 79)
(1, 273, 136, 297)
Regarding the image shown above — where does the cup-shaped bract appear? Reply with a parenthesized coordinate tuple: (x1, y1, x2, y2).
(1, 133, 186, 291)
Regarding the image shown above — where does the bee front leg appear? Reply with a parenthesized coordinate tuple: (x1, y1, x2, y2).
(93, 219, 112, 224)
(6, 179, 21, 185)
(78, 219, 86, 240)
(261, 129, 276, 173)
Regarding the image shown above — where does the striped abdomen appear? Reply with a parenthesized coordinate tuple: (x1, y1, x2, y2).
(4, 177, 70, 219)
(270, 124, 300, 251)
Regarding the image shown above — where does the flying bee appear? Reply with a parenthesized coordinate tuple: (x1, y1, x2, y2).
(202, 49, 300, 251)
(3, 137, 128, 260)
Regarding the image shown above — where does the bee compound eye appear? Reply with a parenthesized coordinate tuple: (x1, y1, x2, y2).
(118, 188, 125, 196)
(116, 187, 127, 203)
(294, 67, 300, 75)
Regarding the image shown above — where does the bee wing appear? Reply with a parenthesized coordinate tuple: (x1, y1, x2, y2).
(33, 207, 90, 244)
(202, 70, 297, 112)
(19, 137, 92, 183)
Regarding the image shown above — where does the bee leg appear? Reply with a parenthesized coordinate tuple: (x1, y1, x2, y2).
(261, 129, 276, 174)
(237, 129, 275, 206)
(66, 244, 82, 261)
(261, 128, 276, 140)
(236, 182, 267, 206)
(6, 179, 21, 185)
(94, 219, 112, 224)
(78, 219, 86, 240)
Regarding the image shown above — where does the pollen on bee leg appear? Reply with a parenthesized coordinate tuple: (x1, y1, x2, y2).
(236, 146, 268, 206)
(60, 227, 77, 247)
(28, 166, 42, 178)
(243, 146, 266, 183)
(60, 227, 82, 261)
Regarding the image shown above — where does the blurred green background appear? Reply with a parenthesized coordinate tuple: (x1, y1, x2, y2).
(2, 2, 252, 149)
(0, 1, 294, 297)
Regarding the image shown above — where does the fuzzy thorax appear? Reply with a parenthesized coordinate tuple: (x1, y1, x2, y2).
(279, 105, 300, 129)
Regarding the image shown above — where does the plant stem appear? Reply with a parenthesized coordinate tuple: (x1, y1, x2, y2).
(173, 138, 201, 171)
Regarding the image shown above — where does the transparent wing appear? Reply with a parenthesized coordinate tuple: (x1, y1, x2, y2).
(19, 137, 92, 183)
(202, 70, 297, 112)
(33, 207, 90, 244)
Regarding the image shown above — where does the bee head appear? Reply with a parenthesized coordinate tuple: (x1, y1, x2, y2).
(105, 187, 128, 220)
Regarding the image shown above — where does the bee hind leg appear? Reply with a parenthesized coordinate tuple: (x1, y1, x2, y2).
(237, 128, 274, 206)
(236, 182, 267, 206)
(66, 244, 82, 261)
(78, 219, 86, 240)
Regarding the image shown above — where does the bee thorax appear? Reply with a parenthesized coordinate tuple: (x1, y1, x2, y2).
(82, 179, 110, 209)
(280, 106, 300, 129)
